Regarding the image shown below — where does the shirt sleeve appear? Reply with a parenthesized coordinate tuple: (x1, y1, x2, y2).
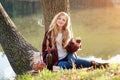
(65, 38, 81, 53)
(42, 30, 48, 63)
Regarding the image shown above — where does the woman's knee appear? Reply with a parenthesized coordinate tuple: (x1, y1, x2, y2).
(57, 61, 72, 69)
(67, 53, 77, 63)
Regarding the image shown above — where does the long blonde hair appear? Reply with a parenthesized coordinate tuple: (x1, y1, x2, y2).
(46, 12, 73, 49)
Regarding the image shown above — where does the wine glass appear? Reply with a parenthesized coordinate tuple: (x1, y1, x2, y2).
(76, 37, 82, 51)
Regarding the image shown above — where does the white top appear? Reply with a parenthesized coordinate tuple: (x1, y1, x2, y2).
(56, 33, 67, 60)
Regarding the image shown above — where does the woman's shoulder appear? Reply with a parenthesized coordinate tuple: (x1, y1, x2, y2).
(44, 29, 52, 37)
(44, 29, 49, 35)
(45, 29, 49, 33)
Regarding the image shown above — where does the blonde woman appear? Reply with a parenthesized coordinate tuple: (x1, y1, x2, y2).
(42, 12, 108, 69)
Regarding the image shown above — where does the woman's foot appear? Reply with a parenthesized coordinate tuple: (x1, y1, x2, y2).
(91, 61, 109, 69)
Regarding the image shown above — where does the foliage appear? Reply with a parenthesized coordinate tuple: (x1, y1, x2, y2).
(0, 0, 41, 17)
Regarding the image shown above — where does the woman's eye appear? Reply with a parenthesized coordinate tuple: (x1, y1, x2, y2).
(62, 19, 65, 21)
(58, 18, 61, 20)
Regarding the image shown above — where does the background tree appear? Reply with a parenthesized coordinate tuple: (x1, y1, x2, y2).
(0, 3, 39, 74)
(41, 0, 70, 31)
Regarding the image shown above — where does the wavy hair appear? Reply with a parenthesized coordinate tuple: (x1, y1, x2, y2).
(46, 12, 73, 49)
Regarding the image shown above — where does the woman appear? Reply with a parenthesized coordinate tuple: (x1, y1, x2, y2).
(42, 12, 108, 69)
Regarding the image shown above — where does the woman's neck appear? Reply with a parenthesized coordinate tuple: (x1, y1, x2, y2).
(58, 28, 62, 33)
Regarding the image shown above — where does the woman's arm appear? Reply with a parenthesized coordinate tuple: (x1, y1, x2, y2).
(42, 31, 48, 63)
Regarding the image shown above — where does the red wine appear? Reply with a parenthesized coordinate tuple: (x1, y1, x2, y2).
(46, 47, 53, 70)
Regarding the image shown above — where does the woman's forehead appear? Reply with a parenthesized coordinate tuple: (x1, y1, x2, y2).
(58, 14, 67, 18)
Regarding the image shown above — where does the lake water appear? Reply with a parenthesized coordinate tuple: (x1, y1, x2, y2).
(0, 52, 120, 80)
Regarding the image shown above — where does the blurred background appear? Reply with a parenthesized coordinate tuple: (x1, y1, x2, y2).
(0, 0, 120, 59)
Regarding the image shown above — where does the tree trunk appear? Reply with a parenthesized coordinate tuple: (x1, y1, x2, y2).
(0, 3, 39, 74)
(41, 0, 70, 31)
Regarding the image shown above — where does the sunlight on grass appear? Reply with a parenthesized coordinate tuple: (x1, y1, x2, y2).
(15, 64, 120, 80)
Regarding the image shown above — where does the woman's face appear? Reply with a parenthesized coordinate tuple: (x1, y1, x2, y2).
(56, 15, 67, 28)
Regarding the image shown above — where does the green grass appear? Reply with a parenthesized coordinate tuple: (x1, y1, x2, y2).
(16, 64, 120, 80)
(12, 14, 45, 50)
(1, 7, 120, 59)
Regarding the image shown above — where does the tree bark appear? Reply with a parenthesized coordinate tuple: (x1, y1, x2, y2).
(0, 3, 39, 74)
(41, 0, 70, 31)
